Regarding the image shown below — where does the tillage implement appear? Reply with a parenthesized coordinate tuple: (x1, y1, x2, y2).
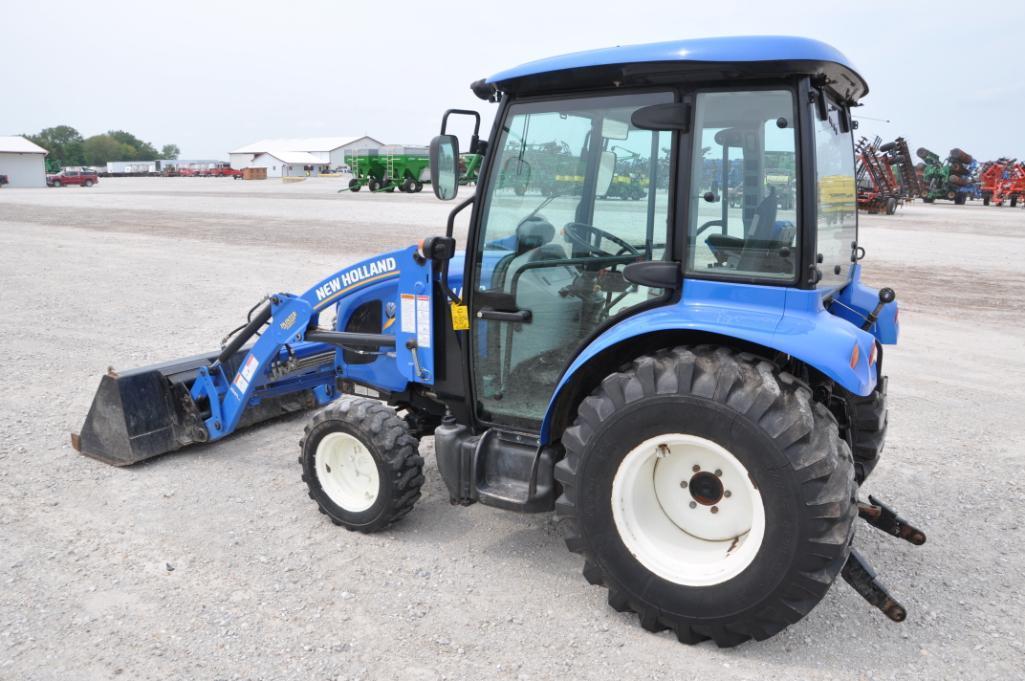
(74, 36, 924, 646)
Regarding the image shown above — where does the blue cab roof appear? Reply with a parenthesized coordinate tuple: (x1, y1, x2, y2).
(486, 36, 867, 101)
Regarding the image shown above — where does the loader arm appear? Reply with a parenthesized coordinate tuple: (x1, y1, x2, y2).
(74, 246, 436, 464)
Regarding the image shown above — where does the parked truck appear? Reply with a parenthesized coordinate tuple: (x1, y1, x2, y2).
(46, 169, 99, 187)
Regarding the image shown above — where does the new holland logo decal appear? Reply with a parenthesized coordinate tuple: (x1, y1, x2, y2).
(314, 257, 399, 308)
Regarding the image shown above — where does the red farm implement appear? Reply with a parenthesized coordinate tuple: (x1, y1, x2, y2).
(856, 136, 900, 214)
(979, 158, 1025, 206)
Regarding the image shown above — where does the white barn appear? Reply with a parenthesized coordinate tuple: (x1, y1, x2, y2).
(247, 151, 326, 178)
(0, 136, 48, 187)
(228, 136, 383, 171)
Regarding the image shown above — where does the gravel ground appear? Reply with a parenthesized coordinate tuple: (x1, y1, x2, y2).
(0, 178, 1023, 681)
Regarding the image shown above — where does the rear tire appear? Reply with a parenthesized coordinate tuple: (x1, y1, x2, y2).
(367, 178, 381, 192)
(554, 346, 856, 647)
(839, 378, 888, 484)
(300, 397, 424, 533)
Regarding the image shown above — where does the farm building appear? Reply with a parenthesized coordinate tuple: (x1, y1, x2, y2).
(228, 136, 383, 171)
(0, 136, 48, 187)
(245, 151, 328, 178)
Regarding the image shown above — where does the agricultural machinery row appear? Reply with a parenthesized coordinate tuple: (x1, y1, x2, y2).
(856, 136, 1025, 211)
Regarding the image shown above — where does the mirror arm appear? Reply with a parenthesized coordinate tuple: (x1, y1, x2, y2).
(446, 194, 474, 238)
(439, 195, 475, 305)
(441, 109, 483, 153)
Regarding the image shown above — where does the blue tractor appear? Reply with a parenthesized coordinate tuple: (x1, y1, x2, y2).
(74, 36, 923, 646)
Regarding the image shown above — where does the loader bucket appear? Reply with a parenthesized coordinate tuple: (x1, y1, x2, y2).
(72, 348, 333, 466)
(73, 353, 217, 466)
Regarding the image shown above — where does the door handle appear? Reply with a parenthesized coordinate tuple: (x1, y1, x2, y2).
(476, 308, 532, 323)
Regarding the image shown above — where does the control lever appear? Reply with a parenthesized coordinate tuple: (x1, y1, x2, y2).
(861, 287, 895, 331)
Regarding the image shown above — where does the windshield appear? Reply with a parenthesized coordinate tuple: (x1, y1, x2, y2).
(470, 91, 673, 428)
(813, 96, 858, 288)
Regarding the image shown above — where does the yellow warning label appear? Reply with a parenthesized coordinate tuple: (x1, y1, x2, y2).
(450, 303, 470, 331)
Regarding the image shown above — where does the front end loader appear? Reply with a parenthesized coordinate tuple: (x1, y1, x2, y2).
(75, 36, 925, 647)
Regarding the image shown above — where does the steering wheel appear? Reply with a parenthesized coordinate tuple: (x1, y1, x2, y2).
(696, 219, 724, 237)
(564, 222, 641, 257)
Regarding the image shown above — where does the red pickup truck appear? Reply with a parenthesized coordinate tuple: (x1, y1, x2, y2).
(47, 170, 99, 187)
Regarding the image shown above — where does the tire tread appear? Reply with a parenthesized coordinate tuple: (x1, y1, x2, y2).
(554, 345, 856, 647)
(299, 397, 423, 533)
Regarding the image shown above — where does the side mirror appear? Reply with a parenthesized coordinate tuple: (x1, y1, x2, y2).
(596, 150, 616, 196)
(430, 134, 459, 200)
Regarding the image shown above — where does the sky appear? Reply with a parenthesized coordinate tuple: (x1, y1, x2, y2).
(3, 0, 1024, 162)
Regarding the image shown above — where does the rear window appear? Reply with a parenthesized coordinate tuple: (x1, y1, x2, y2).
(813, 97, 858, 289)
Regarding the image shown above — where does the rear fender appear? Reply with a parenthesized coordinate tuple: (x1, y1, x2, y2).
(539, 277, 879, 443)
(830, 264, 899, 344)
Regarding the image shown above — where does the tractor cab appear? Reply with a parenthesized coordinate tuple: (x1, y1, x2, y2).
(430, 36, 875, 436)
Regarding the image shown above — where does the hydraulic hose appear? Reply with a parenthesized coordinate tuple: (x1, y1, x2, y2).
(216, 300, 273, 365)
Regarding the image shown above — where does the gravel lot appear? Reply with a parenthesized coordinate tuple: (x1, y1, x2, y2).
(1, 178, 1023, 680)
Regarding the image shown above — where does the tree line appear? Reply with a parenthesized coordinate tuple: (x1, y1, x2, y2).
(24, 125, 180, 169)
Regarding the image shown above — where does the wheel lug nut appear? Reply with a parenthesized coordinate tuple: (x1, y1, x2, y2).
(711, 506, 719, 514)
(724, 490, 732, 498)
(689, 501, 697, 509)
(679, 480, 688, 489)
(714, 469, 723, 477)
(692, 464, 700, 472)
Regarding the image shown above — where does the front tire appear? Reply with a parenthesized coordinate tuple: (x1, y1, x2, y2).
(554, 346, 856, 646)
(300, 397, 424, 533)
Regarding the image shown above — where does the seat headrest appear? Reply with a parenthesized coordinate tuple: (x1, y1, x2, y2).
(515, 216, 556, 254)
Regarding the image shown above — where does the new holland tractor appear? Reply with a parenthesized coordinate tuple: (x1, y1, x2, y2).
(73, 36, 922, 647)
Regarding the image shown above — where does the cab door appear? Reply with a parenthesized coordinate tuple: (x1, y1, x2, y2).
(468, 91, 676, 431)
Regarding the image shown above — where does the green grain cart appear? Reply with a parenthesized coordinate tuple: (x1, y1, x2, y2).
(345, 146, 430, 193)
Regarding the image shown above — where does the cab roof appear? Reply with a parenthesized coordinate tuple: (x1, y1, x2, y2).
(483, 36, 868, 104)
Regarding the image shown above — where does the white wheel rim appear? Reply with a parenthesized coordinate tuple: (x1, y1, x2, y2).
(315, 432, 380, 512)
(611, 433, 765, 587)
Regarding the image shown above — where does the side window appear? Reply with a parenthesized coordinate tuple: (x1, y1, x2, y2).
(687, 90, 799, 280)
(813, 98, 857, 288)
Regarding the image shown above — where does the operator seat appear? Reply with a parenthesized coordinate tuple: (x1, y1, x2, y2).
(706, 188, 783, 271)
(491, 216, 559, 288)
